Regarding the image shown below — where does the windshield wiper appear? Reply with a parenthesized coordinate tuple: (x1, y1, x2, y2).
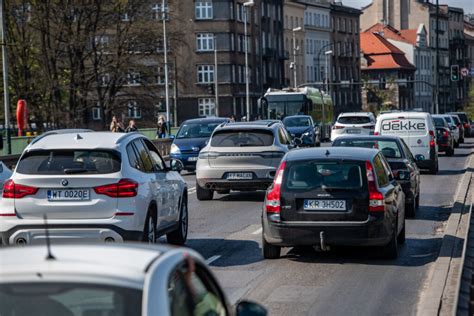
(239, 144, 260, 147)
(64, 168, 96, 174)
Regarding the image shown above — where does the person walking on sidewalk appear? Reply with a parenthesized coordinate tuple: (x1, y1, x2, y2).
(156, 115, 168, 138)
(110, 116, 125, 133)
(125, 119, 138, 133)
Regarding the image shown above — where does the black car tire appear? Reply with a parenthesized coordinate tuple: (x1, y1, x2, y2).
(428, 160, 438, 175)
(460, 136, 464, 144)
(262, 236, 281, 259)
(415, 193, 420, 209)
(142, 207, 157, 244)
(405, 201, 416, 218)
(381, 223, 398, 259)
(397, 219, 406, 245)
(167, 195, 188, 246)
(196, 182, 214, 201)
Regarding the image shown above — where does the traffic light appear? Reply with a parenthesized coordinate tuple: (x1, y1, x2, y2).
(450, 65, 460, 82)
(207, 84, 215, 95)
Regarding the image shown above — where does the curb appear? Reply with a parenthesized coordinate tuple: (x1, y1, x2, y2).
(417, 150, 474, 316)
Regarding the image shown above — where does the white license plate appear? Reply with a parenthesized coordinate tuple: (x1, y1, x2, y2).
(346, 129, 361, 134)
(304, 199, 346, 211)
(188, 157, 198, 162)
(227, 172, 253, 180)
(48, 189, 90, 201)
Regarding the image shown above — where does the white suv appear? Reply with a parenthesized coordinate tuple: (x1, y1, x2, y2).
(331, 112, 376, 142)
(0, 130, 188, 246)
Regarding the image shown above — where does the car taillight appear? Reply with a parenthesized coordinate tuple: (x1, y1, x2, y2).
(94, 179, 138, 198)
(265, 161, 286, 214)
(366, 161, 385, 213)
(332, 125, 344, 130)
(443, 130, 449, 137)
(374, 131, 379, 135)
(464, 123, 469, 129)
(429, 130, 435, 147)
(2, 180, 38, 199)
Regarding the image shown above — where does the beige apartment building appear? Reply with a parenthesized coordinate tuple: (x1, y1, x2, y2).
(283, 0, 306, 87)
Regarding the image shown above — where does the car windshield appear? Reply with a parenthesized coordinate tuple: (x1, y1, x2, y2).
(452, 116, 461, 124)
(0, 283, 142, 316)
(333, 139, 402, 159)
(16, 150, 121, 175)
(284, 160, 364, 190)
(433, 117, 446, 128)
(443, 116, 453, 125)
(337, 116, 371, 124)
(283, 117, 311, 127)
(176, 122, 221, 139)
(210, 130, 274, 147)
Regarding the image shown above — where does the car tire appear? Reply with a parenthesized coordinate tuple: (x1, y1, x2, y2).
(196, 182, 214, 201)
(167, 194, 188, 246)
(142, 207, 157, 244)
(405, 201, 416, 218)
(381, 223, 398, 259)
(454, 140, 459, 148)
(262, 236, 281, 259)
(397, 218, 406, 245)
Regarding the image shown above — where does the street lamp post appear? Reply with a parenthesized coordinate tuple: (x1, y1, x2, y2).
(162, 0, 171, 132)
(324, 50, 333, 94)
(244, 0, 254, 122)
(292, 27, 302, 88)
(214, 35, 219, 116)
(0, 0, 11, 154)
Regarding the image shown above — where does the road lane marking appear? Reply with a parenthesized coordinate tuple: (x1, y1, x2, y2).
(205, 255, 221, 265)
(188, 187, 196, 194)
(251, 227, 262, 235)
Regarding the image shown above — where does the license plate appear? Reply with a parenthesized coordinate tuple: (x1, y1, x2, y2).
(188, 157, 198, 162)
(304, 199, 346, 211)
(346, 129, 361, 134)
(227, 172, 253, 180)
(48, 189, 90, 201)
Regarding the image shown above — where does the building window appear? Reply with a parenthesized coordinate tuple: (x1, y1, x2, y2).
(127, 101, 141, 118)
(155, 66, 166, 85)
(92, 106, 101, 120)
(198, 98, 216, 117)
(197, 33, 214, 51)
(100, 73, 110, 86)
(126, 70, 140, 86)
(94, 35, 109, 50)
(195, 1, 213, 20)
(197, 65, 214, 83)
(152, 3, 168, 20)
(121, 12, 131, 22)
(236, 3, 245, 22)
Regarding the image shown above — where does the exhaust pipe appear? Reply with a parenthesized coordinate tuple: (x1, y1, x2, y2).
(104, 237, 115, 243)
(16, 238, 27, 245)
(320, 231, 330, 251)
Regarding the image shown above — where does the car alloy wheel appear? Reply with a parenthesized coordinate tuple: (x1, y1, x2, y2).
(142, 208, 157, 244)
(167, 195, 188, 245)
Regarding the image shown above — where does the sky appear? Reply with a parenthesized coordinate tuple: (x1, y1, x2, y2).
(342, 0, 474, 13)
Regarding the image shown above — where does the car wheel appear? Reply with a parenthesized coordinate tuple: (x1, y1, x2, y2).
(405, 201, 416, 218)
(262, 236, 281, 259)
(167, 194, 188, 246)
(454, 140, 459, 148)
(142, 207, 157, 244)
(415, 193, 420, 209)
(397, 218, 406, 245)
(196, 182, 214, 201)
(381, 223, 398, 259)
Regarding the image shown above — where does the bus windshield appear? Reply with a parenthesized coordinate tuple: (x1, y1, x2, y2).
(266, 95, 307, 120)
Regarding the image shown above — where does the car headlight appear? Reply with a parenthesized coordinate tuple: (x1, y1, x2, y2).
(170, 144, 181, 154)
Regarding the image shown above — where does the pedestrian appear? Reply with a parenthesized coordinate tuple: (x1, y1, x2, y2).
(110, 116, 125, 133)
(125, 119, 138, 133)
(229, 115, 236, 123)
(156, 115, 168, 138)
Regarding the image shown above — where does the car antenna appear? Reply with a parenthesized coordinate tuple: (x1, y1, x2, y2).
(325, 150, 330, 157)
(75, 134, 83, 141)
(43, 214, 55, 260)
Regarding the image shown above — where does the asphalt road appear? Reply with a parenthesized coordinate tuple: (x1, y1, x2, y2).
(177, 139, 474, 315)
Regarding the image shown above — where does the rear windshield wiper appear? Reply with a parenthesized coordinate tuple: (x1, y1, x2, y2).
(64, 168, 96, 174)
(239, 144, 260, 147)
(321, 185, 358, 191)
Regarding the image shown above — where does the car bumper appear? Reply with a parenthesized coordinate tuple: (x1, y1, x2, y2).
(415, 148, 436, 169)
(197, 164, 276, 190)
(263, 214, 393, 247)
(197, 178, 273, 191)
(170, 153, 199, 170)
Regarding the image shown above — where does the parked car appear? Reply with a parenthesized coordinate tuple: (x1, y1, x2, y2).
(433, 115, 455, 156)
(282, 115, 320, 147)
(262, 147, 406, 260)
(0, 243, 267, 316)
(196, 121, 291, 200)
(170, 117, 229, 172)
(450, 114, 465, 144)
(448, 112, 471, 138)
(0, 131, 188, 246)
(330, 112, 376, 142)
(332, 135, 420, 217)
(442, 115, 460, 147)
(375, 111, 438, 174)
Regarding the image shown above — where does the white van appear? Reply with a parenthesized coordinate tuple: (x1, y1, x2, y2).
(375, 112, 438, 174)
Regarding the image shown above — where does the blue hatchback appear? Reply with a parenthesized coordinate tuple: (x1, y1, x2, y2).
(170, 117, 229, 172)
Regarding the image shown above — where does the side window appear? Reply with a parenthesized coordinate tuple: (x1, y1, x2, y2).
(126, 143, 144, 171)
(143, 139, 165, 171)
(278, 128, 289, 145)
(379, 154, 393, 180)
(133, 140, 154, 173)
(168, 260, 228, 316)
(373, 155, 389, 187)
(401, 139, 415, 162)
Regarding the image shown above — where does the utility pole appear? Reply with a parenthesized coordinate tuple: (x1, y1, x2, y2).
(214, 35, 219, 116)
(0, 0, 10, 154)
(243, 1, 254, 122)
(434, 0, 440, 114)
(162, 0, 170, 131)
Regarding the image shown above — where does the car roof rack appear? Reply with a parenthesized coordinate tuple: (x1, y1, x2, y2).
(29, 129, 94, 146)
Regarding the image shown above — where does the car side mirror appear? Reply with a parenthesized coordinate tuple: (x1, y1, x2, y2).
(170, 159, 183, 172)
(396, 170, 410, 181)
(415, 154, 425, 162)
(236, 300, 267, 316)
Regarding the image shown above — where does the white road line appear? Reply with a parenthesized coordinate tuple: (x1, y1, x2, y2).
(188, 187, 196, 194)
(251, 227, 263, 235)
(205, 255, 221, 265)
